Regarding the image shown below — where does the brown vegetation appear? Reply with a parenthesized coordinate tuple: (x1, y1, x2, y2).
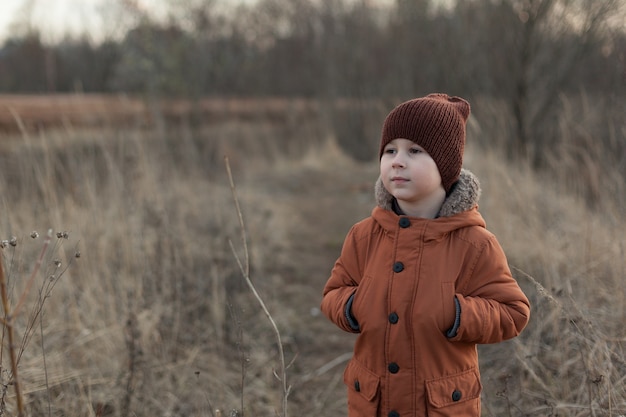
(0, 95, 326, 133)
(0, 94, 623, 416)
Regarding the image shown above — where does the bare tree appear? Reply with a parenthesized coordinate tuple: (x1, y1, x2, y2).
(501, 0, 624, 162)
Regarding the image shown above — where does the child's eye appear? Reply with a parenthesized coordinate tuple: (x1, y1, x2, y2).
(384, 148, 397, 154)
(409, 147, 423, 154)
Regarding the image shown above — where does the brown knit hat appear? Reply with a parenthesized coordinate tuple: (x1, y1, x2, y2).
(379, 93, 471, 193)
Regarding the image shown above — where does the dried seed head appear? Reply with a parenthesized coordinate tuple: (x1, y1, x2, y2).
(75, 251, 81, 258)
(54, 260, 62, 267)
(9, 237, 17, 247)
(30, 231, 39, 239)
(0, 240, 8, 249)
(56, 232, 63, 238)
(592, 375, 604, 384)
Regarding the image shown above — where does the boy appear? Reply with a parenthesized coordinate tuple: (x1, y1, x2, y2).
(321, 94, 530, 417)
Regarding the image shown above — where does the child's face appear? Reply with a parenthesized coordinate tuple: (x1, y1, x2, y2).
(380, 138, 445, 209)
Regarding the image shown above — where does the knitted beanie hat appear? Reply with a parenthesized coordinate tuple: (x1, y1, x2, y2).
(379, 93, 471, 193)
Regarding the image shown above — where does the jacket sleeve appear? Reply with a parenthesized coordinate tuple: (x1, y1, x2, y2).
(449, 235, 530, 344)
(320, 226, 363, 333)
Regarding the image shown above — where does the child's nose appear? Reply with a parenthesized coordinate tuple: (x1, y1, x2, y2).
(392, 153, 406, 167)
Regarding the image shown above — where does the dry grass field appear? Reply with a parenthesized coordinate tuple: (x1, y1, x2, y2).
(0, 94, 623, 416)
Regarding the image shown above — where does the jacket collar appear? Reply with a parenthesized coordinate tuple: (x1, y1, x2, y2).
(374, 168, 481, 218)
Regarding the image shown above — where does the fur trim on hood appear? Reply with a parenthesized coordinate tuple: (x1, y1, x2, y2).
(374, 168, 481, 218)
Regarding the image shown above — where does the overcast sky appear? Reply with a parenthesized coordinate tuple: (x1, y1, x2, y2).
(0, 0, 113, 43)
(0, 0, 280, 43)
(0, 0, 408, 44)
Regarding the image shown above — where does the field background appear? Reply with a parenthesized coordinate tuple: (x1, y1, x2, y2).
(0, 0, 625, 415)
(0, 93, 623, 417)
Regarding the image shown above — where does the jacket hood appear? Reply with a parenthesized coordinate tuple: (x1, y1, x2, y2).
(374, 168, 481, 218)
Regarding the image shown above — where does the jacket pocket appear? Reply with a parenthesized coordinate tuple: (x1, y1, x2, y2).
(425, 368, 482, 417)
(439, 282, 456, 333)
(350, 274, 375, 329)
(343, 359, 380, 415)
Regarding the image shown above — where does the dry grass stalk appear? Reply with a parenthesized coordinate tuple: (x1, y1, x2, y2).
(0, 231, 52, 416)
(0, 251, 25, 416)
(0, 231, 56, 416)
(510, 266, 625, 416)
(0, 230, 78, 417)
(225, 156, 291, 417)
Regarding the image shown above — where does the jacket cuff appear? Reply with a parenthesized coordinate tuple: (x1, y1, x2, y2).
(345, 292, 360, 331)
(446, 296, 461, 338)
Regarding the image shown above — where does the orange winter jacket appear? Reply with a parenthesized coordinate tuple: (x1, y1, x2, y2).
(321, 170, 530, 417)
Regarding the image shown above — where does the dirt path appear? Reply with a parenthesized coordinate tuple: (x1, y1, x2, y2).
(232, 158, 380, 412)
(244, 161, 379, 413)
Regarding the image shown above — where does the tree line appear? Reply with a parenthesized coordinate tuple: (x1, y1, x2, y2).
(0, 0, 624, 168)
(2, 0, 623, 97)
